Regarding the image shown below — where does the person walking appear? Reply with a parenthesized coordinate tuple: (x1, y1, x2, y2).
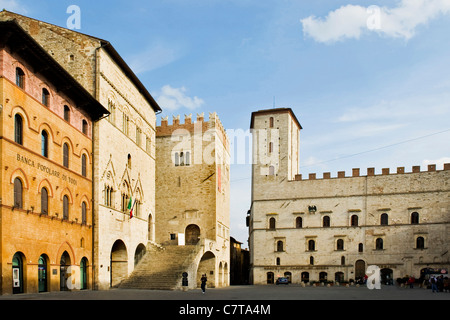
(430, 276, 438, 293)
(201, 274, 207, 294)
(408, 276, 415, 289)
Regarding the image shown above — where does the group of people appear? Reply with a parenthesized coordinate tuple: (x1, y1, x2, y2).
(428, 275, 449, 293)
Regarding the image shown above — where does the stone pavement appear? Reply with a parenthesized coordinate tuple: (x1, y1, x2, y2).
(1, 284, 449, 300)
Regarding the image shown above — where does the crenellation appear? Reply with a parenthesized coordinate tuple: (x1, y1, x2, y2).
(290, 163, 450, 182)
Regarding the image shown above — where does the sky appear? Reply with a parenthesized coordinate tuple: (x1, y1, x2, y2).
(3, 0, 450, 248)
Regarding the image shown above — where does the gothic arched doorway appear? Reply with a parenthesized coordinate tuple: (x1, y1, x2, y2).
(197, 251, 215, 288)
(60, 251, 71, 291)
(110, 240, 128, 288)
(185, 224, 200, 245)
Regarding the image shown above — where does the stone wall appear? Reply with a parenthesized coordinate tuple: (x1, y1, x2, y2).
(250, 108, 450, 285)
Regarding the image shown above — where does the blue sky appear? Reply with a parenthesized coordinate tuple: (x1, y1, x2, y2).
(4, 0, 450, 247)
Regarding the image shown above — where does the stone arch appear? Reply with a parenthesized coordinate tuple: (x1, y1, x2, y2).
(37, 179, 54, 198)
(110, 240, 128, 288)
(197, 251, 215, 288)
(185, 224, 200, 245)
(134, 243, 146, 267)
(10, 168, 29, 190)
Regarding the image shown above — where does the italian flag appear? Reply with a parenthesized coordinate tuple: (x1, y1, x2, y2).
(128, 197, 136, 219)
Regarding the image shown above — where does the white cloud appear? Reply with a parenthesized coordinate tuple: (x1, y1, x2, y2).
(301, 0, 450, 43)
(156, 85, 204, 111)
(128, 43, 181, 74)
(0, 0, 27, 13)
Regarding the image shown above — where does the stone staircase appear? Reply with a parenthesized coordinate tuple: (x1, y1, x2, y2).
(119, 243, 199, 290)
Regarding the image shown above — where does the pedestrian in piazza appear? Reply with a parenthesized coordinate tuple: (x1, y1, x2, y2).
(201, 274, 207, 294)
(430, 276, 439, 293)
(408, 276, 415, 289)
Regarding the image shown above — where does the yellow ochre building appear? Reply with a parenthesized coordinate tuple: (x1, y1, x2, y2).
(0, 20, 109, 294)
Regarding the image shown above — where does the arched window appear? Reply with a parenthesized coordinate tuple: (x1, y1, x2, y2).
(323, 216, 330, 227)
(81, 202, 87, 225)
(411, 212, 419, 224)
(416, 236, 425, 249)
(41, 131, 49, 158)
(269, 217, 276, 230)
(82, 120, 88, 135)
(295, 217, 302, 228)
(337, 239, 344, 250)
(375, 238, 384, 250)
(269, 142, 273, 153)
(127, 154, 132, 169)
(63, 195, 69, 220)
(358, 243, 364, 253)
(64, 105, 70, 122)
(276, 257, 281, 266)
(341, 256, 346, 265)
(81, 154, 87, 177)
(14, 178, 23, 209)
(351, 215, 359, 226)
(269, 117, 274, 128)
(309, 256, 314, 265)
(16, 67, 25, 89)
(308, 239, 315, 251)
(42, 88, 50, 107)
(14, 114, 23, 145)
(380, 213, 389, 226)
(41, 187, 48, 215)
(63, 143, 69, 168)
(277, 241, 284, 252)
(319, 272, 328, 282)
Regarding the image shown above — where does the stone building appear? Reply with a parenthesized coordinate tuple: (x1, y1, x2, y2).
(0, 10, 161, 291)
(154, 113, 231, 288)
(0, 10, 231, 293)
(230, 237, 250, 285)
(0, 20, 108, 294)
(248, 108, 450, 285)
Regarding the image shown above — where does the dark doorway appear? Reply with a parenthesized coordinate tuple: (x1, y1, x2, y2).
(185, 224, 200, 245)
(60, 251, 71, 291)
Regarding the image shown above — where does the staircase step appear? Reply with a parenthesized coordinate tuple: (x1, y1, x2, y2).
(119, 244, 199, 290)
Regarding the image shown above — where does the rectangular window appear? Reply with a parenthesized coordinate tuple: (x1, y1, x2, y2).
(123, 114, 129, 136)
(146, 136, 151, 153)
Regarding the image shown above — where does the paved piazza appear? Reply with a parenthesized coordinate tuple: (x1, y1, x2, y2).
(1, 285, 447, 319)
(1, 284, 449, 300)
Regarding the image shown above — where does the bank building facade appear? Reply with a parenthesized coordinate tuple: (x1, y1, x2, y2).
(248, 108, 450, 285)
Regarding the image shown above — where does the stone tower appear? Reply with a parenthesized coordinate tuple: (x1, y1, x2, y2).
(250, 108, 302, 198)
(155, 112, 231, 288)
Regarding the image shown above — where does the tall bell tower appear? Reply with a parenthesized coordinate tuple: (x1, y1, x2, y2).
(250, 108, 302, 197)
